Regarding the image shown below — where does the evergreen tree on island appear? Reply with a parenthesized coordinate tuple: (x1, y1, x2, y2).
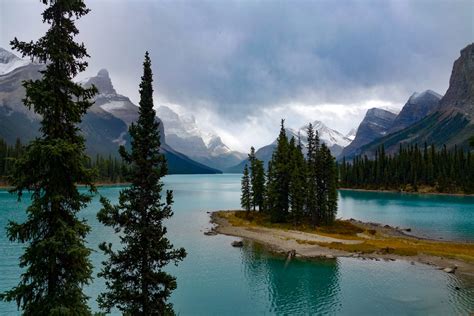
(289, 136, 307, 224)
(305, 123, 321, 226)
(97, 52, 186, 315)
(248, 146, 265, 211)
(319, 143, 338, 225)
(0, 1, 97, 313)
(266, 120, 290, 222)
(241, 164, 252, 214)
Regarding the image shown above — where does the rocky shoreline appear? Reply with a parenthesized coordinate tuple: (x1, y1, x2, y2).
(209, 211, 474, 284)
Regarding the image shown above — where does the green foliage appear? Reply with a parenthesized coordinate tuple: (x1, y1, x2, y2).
(97, 52, 186, 315)
(0, 1, 96, 314)
(241, 120, 338, 227)
(0, 138, 24, 184)
(266, 120, 291, 222)
(339, 143, 474, 194)
(0, 137, 129, 185)
(248, 147, 265, 211)
(241, 164, 251, 213)
(288, 137, 306, 224)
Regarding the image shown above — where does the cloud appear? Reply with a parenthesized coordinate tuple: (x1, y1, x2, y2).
(1, 0, 472, 151)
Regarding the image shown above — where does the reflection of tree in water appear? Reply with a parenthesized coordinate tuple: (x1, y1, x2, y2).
(241, 242, 341, 314)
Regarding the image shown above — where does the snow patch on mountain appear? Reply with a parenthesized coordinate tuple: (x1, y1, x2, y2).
(100, 100, 129, 112)
(346, 128, 357, 141)
(0, 48, 29, 75)
(297, 121, 352, 148)
(409, 90, 443, 102)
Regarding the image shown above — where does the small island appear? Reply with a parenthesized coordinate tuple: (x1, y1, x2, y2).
(210, 210, 474, 282)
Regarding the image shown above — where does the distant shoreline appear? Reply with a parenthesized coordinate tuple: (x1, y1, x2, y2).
(338, 187, 474, 197)
(210, 211, 474, 283)
(0, 181, 131, 190)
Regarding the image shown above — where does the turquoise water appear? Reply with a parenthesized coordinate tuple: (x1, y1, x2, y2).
(0, 174, 473, 315)
(338, 190, 474, 241)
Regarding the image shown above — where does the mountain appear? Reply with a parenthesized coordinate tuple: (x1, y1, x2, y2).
(0, 48, 30, 75)
(345, 128, 357, 142)
(388, 90, 441, 133)
(81, 69, 221, 174)
(226, 121, 351, 173)
(356, 43, 474, 157)
(156, 105, 246, 170)
(339, 108, 398, 159)
(0, 49, 220, 174)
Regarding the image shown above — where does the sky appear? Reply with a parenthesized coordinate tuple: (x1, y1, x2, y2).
(1, 0, 473, 152)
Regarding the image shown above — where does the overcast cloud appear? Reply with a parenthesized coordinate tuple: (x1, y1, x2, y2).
(1, 0, 473, 151)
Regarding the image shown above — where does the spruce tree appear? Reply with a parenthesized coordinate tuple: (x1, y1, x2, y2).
(288, 137, 306, 224)
(97, 52, 186, 315)
(241, 164, 251, 214)
(1, 1, 96, 314)
(320, 143, 338, 225)
(306, 123, 321, 226)
(248, 146, 265, 211)
(266, 120, 290, 222)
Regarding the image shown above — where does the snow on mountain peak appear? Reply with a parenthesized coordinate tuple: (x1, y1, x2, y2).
(409, 90, 442, 102)
(299, 120, 352, 148)
(0, 48, 29, 75)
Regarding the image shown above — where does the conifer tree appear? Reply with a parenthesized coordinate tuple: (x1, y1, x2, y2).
(248, 146, 265, 211)
(1, 1, 96, 314)
(305, 123, 321, 226)
(266, 120, 291, 222)
(320, 143, 338, 225)
(288, 137, 306, 224)
(97, 52, 186, 315)
(241, 164, 251, 214)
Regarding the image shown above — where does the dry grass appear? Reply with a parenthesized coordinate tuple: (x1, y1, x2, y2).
(301, 237, 474, 261)
(216, 210, 474, 262)
(223, 210, 364, 239)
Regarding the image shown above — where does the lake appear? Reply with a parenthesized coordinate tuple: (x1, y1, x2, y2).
(0, 174, 473, 315)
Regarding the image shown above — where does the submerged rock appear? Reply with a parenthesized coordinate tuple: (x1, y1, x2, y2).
(443, 267, 456, 274)
(287, 249, 296, 259)
(231, 240, 244, 247)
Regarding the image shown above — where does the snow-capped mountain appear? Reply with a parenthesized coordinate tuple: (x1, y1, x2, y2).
(156, 105, 246, 170)
(227, 120, 350, 173)
(0, 48, 30, 75)
(296, 120, 352, 148)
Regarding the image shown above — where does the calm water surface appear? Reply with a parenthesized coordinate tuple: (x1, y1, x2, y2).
(0, 174, 473, 315)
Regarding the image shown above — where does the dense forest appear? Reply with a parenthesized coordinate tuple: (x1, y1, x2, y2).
(241, 120, 338, 226)
(339, 143, 474, 194)
(0, 137, 129, 185)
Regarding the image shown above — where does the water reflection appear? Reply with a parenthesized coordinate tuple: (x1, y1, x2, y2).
(241, 242, 341, 314)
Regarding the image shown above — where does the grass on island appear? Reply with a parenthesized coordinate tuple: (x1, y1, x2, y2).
(216, 210, 474, 262)
(218, 210, 364, 240)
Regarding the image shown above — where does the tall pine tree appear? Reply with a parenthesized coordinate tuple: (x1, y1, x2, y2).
(97, 52, 186, 315)
(241, 164, 251, 214)
(266, 120, 290, 222)
(1, 1, 96, 314)
(248, 146, 265, 211)
(305, 123, 321, 226)
(288, 137, 306, 224)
